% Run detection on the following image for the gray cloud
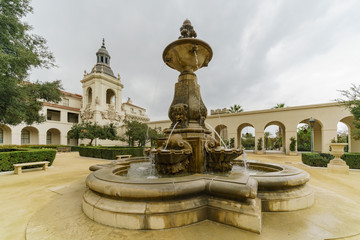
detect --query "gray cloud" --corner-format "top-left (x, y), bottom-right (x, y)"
top-left (27, 0), bottom-right (360, 120)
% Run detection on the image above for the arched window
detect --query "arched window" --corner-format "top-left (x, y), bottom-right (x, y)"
top-left (106, 89), bottom-right (115, 104)
top-left (105, 57), bottom-right (108, 64)
top-left (87, 87), bottom-right (93, 105)
top-left (101, 56), bottom-right (104, 62)
top-left (0, 128), bottom-right (3, 144)
top-left (21, 129), bottom-right (30, 144)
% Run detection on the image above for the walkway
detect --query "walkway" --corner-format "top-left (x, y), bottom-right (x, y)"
top-left (0, 152), bottom-right (360, 240)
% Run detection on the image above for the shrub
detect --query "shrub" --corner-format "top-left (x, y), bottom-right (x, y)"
top-left (289, 137), bottom-right (296, 152)
top-left (0, 149), bottom-right (56, 171)
top-left (302, 153), bottom-right (329, 167)
top-left (302, 152), bottom-right (360, 169)
top-left (78, 146), bottom-right (144, 160)
top-left (341, 153), bottom-right (360, 169)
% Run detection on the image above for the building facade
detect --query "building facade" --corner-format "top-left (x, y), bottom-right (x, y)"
top-left (0, 40), bottom-right (149, 146)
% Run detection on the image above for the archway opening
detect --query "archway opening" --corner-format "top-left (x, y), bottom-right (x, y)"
top-left (237, 123), bottom-right (255, 151)
top-left (264, 121), bottom-right (286, 153)
top-left (46, 128), bottom-right (61, 145)
top-left (298, 118), bottom-right (323, 152)
top-left (297, 123), bottom-right (311, 152)
top-left (214, 124), bottom-right (229, 147)
top-left (106, 89), bottom-right (116, 105)
top-left (339, 116), bottom-right (360, 152)
top-left (0, 125), bottom-right (12, 144)
top-left (87, 87), bottom-right (93, 105)
top-left (21, 127), bottom-right (39, 145)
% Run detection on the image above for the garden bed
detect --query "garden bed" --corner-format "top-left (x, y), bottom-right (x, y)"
top-left (78, 146), bottom-right (145, 160)
top-left (0, 148), bottom-right (56, 171)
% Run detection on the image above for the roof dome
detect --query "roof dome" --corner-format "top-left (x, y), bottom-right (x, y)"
top-left (96, 39), bottom-right (110, 57)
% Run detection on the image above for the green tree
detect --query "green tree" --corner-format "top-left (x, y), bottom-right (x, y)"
top-left (0, 0), bottom-right (62, 125)
top-left (228, 104), bottom-right (243, 113)
top-left (337, 84), bottom-right (360, 140)
top-left (122, 120), bottom-right (163, 147)
top-left (241, 133), bottom-right (255, 150)
top-left (67, 122), bottom-right (119, 146)
top-left (289, 137), bottom-right (297, 152)
top-left (297, 125), bottom-right (311, 151)
top-left (272, 103), bottom-right (285, 109)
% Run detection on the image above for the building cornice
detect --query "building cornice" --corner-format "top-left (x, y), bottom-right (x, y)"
top-left (81, 72), bottom-right (124, 88)
top-left (148, 102), bottom-right (344, 124)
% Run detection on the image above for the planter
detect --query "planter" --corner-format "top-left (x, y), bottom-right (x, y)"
top-left (328, 143), bottom-right (349, 174)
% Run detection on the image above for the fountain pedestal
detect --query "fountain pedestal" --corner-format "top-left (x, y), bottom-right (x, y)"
top-left (153, 19), bottom-right (242, 175)
top-left (327, 143), bottom-right (349, 174)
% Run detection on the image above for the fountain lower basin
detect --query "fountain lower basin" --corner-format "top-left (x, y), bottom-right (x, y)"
top-left (83, 158), bottom-right (313, 233)
top-left (84, 159), bottom-right (261, 232)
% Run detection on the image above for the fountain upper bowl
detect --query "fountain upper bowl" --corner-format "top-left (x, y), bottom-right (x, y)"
top-left (163, 38), bottom-right (213, 73)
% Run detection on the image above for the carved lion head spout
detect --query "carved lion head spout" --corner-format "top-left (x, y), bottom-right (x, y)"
top-left (169, 103), bottom-right (189, 128)
top-left (204, 134), bottom-right (220, 152)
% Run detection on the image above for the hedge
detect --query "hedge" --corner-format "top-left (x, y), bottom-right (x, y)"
top-left (78, 146), bottom-right (144, 160)
top-left (0, 145), bottom-right (80, 152)
top-left (0, 148), bottom-right (56, 171)
top-left (302, 152), bottom-right (360, 169)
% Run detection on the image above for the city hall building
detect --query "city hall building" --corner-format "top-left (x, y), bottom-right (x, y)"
top-left (0, 40), bottom-right (149, 146)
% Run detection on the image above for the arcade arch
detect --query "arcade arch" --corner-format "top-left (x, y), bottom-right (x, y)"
top-left (264, 121), bottom-right (286, 153)
top-left (237, 123), bottom-right (255, 150)
top-left (0, 125), bottom-right (12, 144)
top-left (214, 124), bottom-right (228, 145)
top-left (298, 118), bottom-right (323, 152)
top-left (87, 87), bottom-right (93, 105)
top-left (339, 116), bottom-right (360, 152)
top-left (21, 127), bottom-right (39, 145)
top-left (46, 128), bottom-right (61, 145)
top-left (106, 89), bottom-right (116, 105)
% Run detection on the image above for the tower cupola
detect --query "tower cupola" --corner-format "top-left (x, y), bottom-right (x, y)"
top-left (92, 38), bottom-right (115, 77)
top-left (96, 38), bottom-right (111, 65)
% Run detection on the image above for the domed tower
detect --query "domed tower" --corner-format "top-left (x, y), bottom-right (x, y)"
top-left (80, 39), bottom-right (124, 124)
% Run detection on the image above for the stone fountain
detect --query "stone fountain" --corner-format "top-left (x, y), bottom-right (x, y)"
top-left (151, 19), bottom-right (242, 174)
top-left (83, 20), bottom-right (314, 234)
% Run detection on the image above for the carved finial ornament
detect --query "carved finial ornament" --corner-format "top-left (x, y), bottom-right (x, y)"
top-left (102, 38), bottom-right (106, 48)
top-left (179, 19), bottom-right (197, 39)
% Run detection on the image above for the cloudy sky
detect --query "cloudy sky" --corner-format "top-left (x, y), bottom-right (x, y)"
top-left (26, 0), bottom-right (360, 121)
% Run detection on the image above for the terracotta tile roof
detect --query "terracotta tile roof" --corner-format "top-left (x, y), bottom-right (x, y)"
top-left (43, 102), bottom-right (81, 112)
top-left (61, 91), bottom-right (82, 99)
top-left (123, 102), bottom-right (146, 110)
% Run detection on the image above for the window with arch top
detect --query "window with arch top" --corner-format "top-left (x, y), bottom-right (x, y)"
top-left (87, 87), bottom-right (93, 105)
top-left (106, 89), bottom-right (116, 105)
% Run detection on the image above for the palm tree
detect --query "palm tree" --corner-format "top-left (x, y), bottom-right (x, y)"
top-left (228, 104), bottom-right (243, 113)
top-left (272, 103), bottom-right (285, 109)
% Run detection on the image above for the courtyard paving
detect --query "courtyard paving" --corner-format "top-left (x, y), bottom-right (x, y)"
top-left (0, 152), bottom-right (360, 240)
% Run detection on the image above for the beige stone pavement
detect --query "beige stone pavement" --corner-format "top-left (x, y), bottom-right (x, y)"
top-left (1, 152), bottom-right (360, 240)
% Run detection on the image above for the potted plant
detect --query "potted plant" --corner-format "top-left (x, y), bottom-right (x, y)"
top-left (289, 137), bottom-right (297, 156)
